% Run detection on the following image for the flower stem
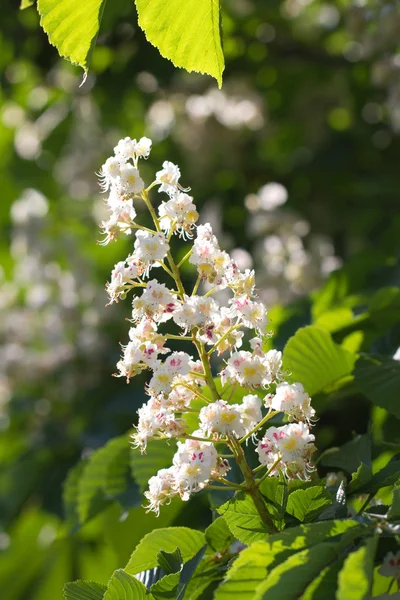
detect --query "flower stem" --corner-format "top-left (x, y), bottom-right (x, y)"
top-left (238, 410), bottom-right (279, 445)
top-left (177, 248), bottom-right (193, 268)
top-left (229, 436), bottom-right (277, 533)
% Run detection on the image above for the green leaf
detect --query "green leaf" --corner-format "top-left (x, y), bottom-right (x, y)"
top-left (319, 434), bottom-right (371, 474)
top-left (354, 356), bottom-right (400, 418)
top-left (336, 537), bottom-right (378, 600)
top-left (125, 527), bottom-right (205, 575)
top-left (20, 0), bottom-right (35, 8)
top-left (157, 548), bottom-right (183, 574)
top-left (103, 570), bottom-right (149, 600)
top-left (388, 486), bottom-right (400, 519)
top-left (37, 0), bottom-right (107, 73)
top-left (151, 573), bottom-right (180, 600)
top-left (253, 541), bottom-right (341, 599)
top-left (286, 486), bottom-right (333, 523)
top-left (217, 491), bottom-right (270, 545)
top-left (347, 464), bottom-right (373, 495)
top-left (302, 559), bottom-right (344, 599)
top-left (63, 461), bottom-right (85, 530)
top-left (259, 471), bottom-right (288, 530)
top-left (350, 459), bottom-right (400, 496)
top-left (205, 517), bottom-right (234, 553)
top-left (134, 0), bottom-right (224, 87)
top-left (214, 520), bottom-right (364, 600)
top-left (63, 580), bottom-right (107, 600)
top-left (283, 326), bottom-right (356, 396)
top-left (130, 440), bottom-right (176, 492)
top-left (77, 435), bottom-right (140, 524)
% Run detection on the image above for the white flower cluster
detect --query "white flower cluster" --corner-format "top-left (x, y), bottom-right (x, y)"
top-left (98, 138), bottom-right (317, 515)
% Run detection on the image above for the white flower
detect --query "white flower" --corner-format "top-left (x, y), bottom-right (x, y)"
top-left (99, 197), bottom-right (138, 244)
top-left (119, 164), bottom-right (144, 194)
top-left (172, 295), bottom-right (220, 332)
top-left (144, 467), bottom-right (178, 515)
top-left (131, 279), bottom-right (178, 323)
top-left (240, 394), bottom-right (262, 434)
top-left (379, 551), bottom-right (400, 581)
top-left (114, 136), bottom-right (137, 160)
top-left (221, 350), bottom-right (269, 388)
top-left (132, 398), bottom-right (186, 451)
top-left (268, 382), bottom-right (315, 422)
top-left (158, 192), bottom-right (199, 237)
top-left (173, 438), bottom-right (218, 497)
top-left (256, 422), bottom-right (315, 479)
top-left (148, 352), bottom-right (192, 396)
top-left (156, 161), bottom-right (181, 195)
top-left (98, 156), bottom-right (121, 191)
top-left (134, 230), bottom-right (170, 267)
top-left (199, 400), bottom-right (245, 438)
top-left (265, 349), bottom-right (283, 381)
top-left (230, 296), bottom-right (268, 333)
top-left (135, 137), bottom-right (152, 158)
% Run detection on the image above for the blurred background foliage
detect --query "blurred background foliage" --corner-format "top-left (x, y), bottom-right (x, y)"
top-left (1, 0), bottom-right (400, 598)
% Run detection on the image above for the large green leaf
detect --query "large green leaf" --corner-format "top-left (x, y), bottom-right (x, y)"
top-left (63, 580), bottom-right (107, 600)
top-left (354, 356), bottom-right (400, 418)
top-left (125, 527), bottom-right (205, 575)
top-left (301, 559), bottom-right (343, 599)
top-left (134, 0), bottom-right (224, 87)
top-left (217, 492), bottom-right (270, 545)
top-left (336, 537), bottom-right (378, 600)
top-left (253, 541), bottom-right (341, 599)
top-left (37, 0), bottom-right (107, 73)
top-left (130, 440), bottom-right (176, 492)
top-left (349, 459), bottom-right (400, 496)
top-left (205, 517), bottom-right (234, 554)
top-left (286, 486), bottom-right (332, 523)
top-left (319, 434), bottom-right (371, 474)
top-left (103, 570), bottom-right (149, 600)
top-left (283, 326), bottom-right (356, 396)
top-left (214, 520), bottom-right (364, 600)
top-left (77, 435), bottom-right (140, 524)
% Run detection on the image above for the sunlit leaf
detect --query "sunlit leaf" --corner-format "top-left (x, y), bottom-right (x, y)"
top-left (134, 0), bottom-right (224, 87)
top-left (37, 0), bottom-right (107, 73)
top-left (103, 569), bottom-right (148, 600)
top-left (125, 527), bottom-right (205, 575)
top-left (63, 580), bottom-right (107, 600)
top-left (283, 326), bottom-right (356, 396)
top-left (286, 486), bottom-right (332, 523)
top-left (217, 491), bottom-right (270, 545)
top-left (336, 537), bottom-right (378, 600)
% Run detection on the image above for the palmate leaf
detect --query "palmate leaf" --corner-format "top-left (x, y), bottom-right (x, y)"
top-left (37, 0), bottom-right (107, 74)
top-left (134, 0), bottom-right (224, 87)
top-left (282, 326), bottom-right (356, 396)
top-left (125, 527), bottom-right (206, 575)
